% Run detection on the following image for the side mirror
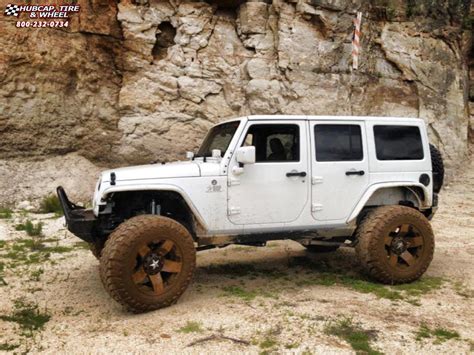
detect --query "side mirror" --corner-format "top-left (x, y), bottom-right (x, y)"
top-left (186, 151), bottom-right (194, 160)
top-left (235, 146), bottom-right (256, 165)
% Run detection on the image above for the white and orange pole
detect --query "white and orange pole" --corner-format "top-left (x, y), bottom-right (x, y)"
top-left (352, 11), bottom-right (362, 70)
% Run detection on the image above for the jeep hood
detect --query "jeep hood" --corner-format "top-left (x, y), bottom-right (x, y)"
top-left (101, 161), bottom-right (201, 182)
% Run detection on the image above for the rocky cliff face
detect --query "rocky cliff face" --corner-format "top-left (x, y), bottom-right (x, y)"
top-left (0, 0), bottom-right (122, 163)
top-left (0, 0), bottom-right (472, 202)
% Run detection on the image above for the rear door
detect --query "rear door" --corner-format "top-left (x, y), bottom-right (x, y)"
top-left (310, 121), bottom-right (369, 222)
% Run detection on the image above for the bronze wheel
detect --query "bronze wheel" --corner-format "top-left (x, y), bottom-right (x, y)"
top-left (100, 215), bottom-right (196, 313)
top-left (384, 223), bottom-right (425, 270)
top-left (355, 205), bottom-right (434, 284)
top-left (132, 239), bottom-right (184, 296)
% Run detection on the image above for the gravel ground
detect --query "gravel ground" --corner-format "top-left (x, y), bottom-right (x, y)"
top-left (0, 161), bottom-right (473, 354)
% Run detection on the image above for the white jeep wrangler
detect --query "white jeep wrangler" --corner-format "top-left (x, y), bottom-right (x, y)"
top-left (58, 115), bottom-right (444, 313)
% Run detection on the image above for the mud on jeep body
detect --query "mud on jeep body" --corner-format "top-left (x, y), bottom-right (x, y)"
top-left (58, 115), bottom-right (444, 313)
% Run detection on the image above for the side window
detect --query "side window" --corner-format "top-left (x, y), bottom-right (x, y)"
top-left (314, 124), bottom-right (363, 162)
top-left (242, 124), bottom-right (299, 162)
top-left (374, 125), bottom-right (424, 160)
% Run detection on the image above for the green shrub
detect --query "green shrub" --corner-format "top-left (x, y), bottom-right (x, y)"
top-left (178, 321), bottom-right (203, 333)
top-left (0, 343), bottom-right (19, 351)
top-left (0, 299), bottom-right (50, 337)
top-left (15, 220), bottom-right (43, 237)
top-left (39, 195), bottom-right (63, 216)
top-left (325, 317), bottom-right (381, 355)
top-left (416, 324), bottom-right (460, 343)
top-left (0, 207), bottom-right (13, 219)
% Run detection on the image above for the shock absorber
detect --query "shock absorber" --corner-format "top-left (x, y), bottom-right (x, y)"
top-left (150, 199), bottom-right (161, 215)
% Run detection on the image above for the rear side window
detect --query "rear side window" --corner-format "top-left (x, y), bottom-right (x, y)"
top-left (314, 124), bottom-right (363, 162)
top-left (374, 125), bottom-right (424, 160)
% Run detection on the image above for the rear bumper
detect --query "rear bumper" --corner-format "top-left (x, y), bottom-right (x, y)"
top-left (56, 186), bottom-right (97, 243)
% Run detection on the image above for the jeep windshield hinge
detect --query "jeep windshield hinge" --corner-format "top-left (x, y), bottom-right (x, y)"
top-left (227, 178), bottom-right (241, 187)
top-left (311, 203), bottom-right (323, 212)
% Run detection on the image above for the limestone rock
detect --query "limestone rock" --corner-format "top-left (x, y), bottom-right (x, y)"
top-left (73, 0), bottom-right (122, 38)
top-left (0, 154), bottom-right (101, 205)
top-left (17, 201), bottom-right (34, 211)
top-left (0, 0), bottom-right (472, 201)
top-left (0, 22), bottom-right (122, 162)
top-left (246, 58), bottom-right (272, 80)
top-left (246, 79), bottom-right (282, 114)
top-left (238, 2), bottom-right (269, 35)
top-left (177, 76), bottom-right (222, 103)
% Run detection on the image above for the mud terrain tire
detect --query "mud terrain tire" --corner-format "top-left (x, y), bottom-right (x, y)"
top-left (430, 144), bottom-right (444, 193)
top-left (100, 215), bottom-right (196, 313)
top-left (356, 205), bottom-right (434, 284)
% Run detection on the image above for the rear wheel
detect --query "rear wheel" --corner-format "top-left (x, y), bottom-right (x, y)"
top-left (355, 205), bottom-right (434, 284)
top-left (100, 215), bottom-right (196, 313)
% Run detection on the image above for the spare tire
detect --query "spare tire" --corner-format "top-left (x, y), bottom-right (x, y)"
top-left (429, 144), bottom-right (444, 193)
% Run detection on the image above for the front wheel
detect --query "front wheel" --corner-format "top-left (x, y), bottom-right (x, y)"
top-left (100, 215), bottom-right (196, 313)
top-left (355, 205), bottom-right (434, 284)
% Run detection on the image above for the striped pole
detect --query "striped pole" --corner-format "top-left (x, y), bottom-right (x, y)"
top-left (352, 11), bottom-right (362, 70)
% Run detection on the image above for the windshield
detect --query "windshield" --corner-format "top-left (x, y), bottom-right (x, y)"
top-left (197, 121), bottom-right (240, 157)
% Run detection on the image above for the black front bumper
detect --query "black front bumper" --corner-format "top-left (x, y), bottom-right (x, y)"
top-left (57, 186), bottom-right (97, 243)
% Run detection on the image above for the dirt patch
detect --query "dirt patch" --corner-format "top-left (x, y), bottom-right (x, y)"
top-left (0, 162), bottom-right (473, 353)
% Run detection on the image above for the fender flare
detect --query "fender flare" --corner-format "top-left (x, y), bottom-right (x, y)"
top-left (98, 184), bottom-right (209, 231)
top-left (347, 182), bottom-right (431, 224)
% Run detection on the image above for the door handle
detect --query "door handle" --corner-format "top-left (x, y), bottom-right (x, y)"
top-left (286, 171), bottom-right (307, 177)
top-left (345, 170), bottom-right (365, 176)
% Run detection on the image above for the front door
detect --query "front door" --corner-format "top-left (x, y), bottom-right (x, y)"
top-left (227, 120), bottom-right (309, 225)
top-left (310, 121), bottom-right (369, 222)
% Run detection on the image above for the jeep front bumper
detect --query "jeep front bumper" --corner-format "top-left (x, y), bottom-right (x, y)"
top-left (57, 186), bottom-right (97, 243)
